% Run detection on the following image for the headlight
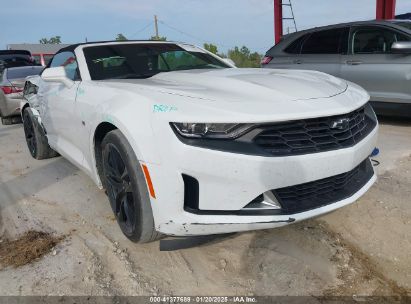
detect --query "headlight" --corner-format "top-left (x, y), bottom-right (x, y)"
top-left (171, 123), bottom-right (253, 139)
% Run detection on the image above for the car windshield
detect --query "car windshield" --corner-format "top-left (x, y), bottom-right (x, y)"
top-left (83, 43), bottom-right (230, 80)
top-left (394, 21), bottom-right (411, 31)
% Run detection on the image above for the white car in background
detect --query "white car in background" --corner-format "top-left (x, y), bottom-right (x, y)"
top-left (22, 41), bottom-right (378, 243)
top-left (0, 65), bottom-right (43, 125)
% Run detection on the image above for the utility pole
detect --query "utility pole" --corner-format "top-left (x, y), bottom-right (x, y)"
top-left (154, 15), bottom-right (159, 39)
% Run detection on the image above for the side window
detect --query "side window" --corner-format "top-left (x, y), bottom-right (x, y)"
top-left (301, 28), bottom-right (348, 54)
top-left (351, 27), bottom-right (408, 54)
top-left (396, 33), bottom-right (411, 42)
top-left (284, 35), bottom-right (308, 54)
top-left (158, 55), bottom-right (170, 70)
top-left (160, 50), bottom-right (208, 70)
top-left (49, 51), bottom-right (80, 80)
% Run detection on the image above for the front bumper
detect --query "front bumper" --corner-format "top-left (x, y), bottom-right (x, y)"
top-left (159, 175), bottom-right (375, 236)
top-left (146, 124), bottom-right (378, 236)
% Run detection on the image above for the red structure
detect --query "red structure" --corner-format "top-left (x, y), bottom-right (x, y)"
top-left (376, 0), bottom-right (396, 20)
top-left (274, 0), bottom-right (397, 44)
top-left (274, 0), bottom-right (283, 45)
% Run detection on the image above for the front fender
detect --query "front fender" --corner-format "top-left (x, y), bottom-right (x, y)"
top-left (23, 106), bottom-right (47, 133)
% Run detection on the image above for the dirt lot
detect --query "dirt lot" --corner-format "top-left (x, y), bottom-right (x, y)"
top-left (0, 118), bottom-right (410, 297)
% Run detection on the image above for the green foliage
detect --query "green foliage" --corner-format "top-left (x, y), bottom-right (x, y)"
top-left (150, 36), bottom-right (167, 41)
top-left (39, 36), bottom-right (61, 44)
top-left (227, 46), bottom-right (262, 68)
top-left (115, 33), bottom-right (128, 41)
top-left (203, 43), bottom-right (218, 55)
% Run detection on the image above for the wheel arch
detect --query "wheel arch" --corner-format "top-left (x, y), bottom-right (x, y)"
top-left (21, 102), bottom-right (30, 120)
top-left (21, 105), bottom-right (45, 129)
top-left (92, 120), bottom-right (148, 188)
top-left (93, 122), bottom-right (118, 187)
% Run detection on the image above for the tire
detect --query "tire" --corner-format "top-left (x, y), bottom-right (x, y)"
top-left (101, 130), bottom-right (161, 243)
top-left (1, 116), bottom-right (22, 125)
top-left (22, 108), bottom-right (59, 160)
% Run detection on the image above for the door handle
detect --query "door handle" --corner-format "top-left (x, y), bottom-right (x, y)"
top-left (293, 59), bottom-right (303, 64)
top-left (346, 60), bottom-right (362, 65)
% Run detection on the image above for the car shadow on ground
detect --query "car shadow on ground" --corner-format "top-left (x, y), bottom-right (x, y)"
top-left (159, 233), bottom-right (238, 251)
top-left (0, 158), bottom-right (78, 212)
top-left (0, 124), bottom-right (22, 133)
top-left (377, 115), bottom-right (411, 126)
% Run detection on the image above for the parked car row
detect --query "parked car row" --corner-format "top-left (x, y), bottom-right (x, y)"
top-left (0, 50), bottom-right (44, 124)
top-left (262, 20), bottom-right (411, 117)
top-left (0, 50), bottom-right (34, 71)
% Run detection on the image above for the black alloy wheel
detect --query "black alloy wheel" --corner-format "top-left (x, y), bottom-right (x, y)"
top-left (103, 143), bottom-right (136, 235)
top-left (23, 110), bottom-right (37, 157)
top-left (100, 129), bottom-right (160, 243)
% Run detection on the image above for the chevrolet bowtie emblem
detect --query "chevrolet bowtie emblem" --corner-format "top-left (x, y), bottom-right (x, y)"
top-left (330, 118), bottom-right (350, 130)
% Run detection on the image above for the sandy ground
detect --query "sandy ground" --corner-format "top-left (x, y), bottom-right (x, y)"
top-left (0, 117), bottom-right (410, 297)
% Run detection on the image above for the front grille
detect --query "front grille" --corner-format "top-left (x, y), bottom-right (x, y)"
top-left (253, 105), bottom-right (376, 156)
top-left (272, 158), bottom-right (374, 214)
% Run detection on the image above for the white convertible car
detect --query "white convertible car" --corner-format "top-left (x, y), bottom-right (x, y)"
top-left (22, 41), bottom-right (378, 242)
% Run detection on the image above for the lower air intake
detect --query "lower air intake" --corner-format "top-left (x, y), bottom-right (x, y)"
top-left (272, 158), bottom-right (374, 214)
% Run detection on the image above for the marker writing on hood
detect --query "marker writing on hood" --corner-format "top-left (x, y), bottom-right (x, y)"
top-left (153, 104), bottom-right (178, 113)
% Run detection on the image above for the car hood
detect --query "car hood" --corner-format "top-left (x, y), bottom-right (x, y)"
top-left (106, 68), bottom-right (348, 103)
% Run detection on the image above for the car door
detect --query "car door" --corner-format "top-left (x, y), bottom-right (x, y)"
top-left (341, 25), bottom-right (411, 104)
top-left (39, 51), bottom-right (84, 167)
top-left (294, 27), bottom-right (349, 77)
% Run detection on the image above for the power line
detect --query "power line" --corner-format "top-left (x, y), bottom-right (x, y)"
top-left (158, 20), bottom-right (238, 50)
top-left (127, 21), bottom-right (154, 38)
top-left (158, 21), bottom-right (205, 43)
top-left (143, 18), bottom-right (270, 53)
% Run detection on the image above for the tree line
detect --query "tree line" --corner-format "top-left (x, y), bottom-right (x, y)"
top-left (203, 43), bottom-right (262, 68)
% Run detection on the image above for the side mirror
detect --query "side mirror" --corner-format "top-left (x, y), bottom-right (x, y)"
top-left (222, 58), bottom-right (236, 67)
top-left (41, 67), bottom-right (74, 87)
top-left (391, 41), bottom-right (411, 54)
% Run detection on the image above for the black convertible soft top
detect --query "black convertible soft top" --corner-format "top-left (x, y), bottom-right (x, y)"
top-left (56, 40), bottom-right (173, 54)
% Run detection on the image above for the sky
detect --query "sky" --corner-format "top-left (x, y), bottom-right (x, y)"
top-left (1, 0), bottom-right (411, 53)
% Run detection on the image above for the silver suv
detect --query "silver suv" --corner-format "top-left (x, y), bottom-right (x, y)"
top-left (262, 20), bottom-right (411, 117)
